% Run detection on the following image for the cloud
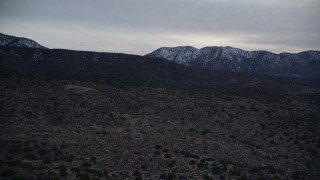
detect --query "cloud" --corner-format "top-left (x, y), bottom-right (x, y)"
top-left (0, 0), bottom-right (319, 54)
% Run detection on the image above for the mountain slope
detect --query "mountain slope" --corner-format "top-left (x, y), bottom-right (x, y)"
top-left (146, 46), bottom-right (320, 78)
top-left (1, 46), bottom-right (316, 97)
top-left (0, 33), bottom-right (47, 49)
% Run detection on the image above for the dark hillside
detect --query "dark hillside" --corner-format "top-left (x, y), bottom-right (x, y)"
top-left (1, 46), bottom-right (318, 98)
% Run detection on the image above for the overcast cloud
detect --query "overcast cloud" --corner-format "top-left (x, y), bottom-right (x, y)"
top-left (0, 0), bottom-right (319, 55)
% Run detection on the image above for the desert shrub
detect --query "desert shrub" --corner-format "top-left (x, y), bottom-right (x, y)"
top-left (7, 160), bottom-right (22, 167)
top-left (202, 158), bottom-right (215, 162)
top-left (37, 149), bottom-right (47, 155)
top-left (204, 174), bottom-right (215, 180)
top-left (90, 156), bottom-right (97, 163)
top-left (264, 155), bottom-right (271, 159)
top-left (41, 141), bottom-right (47, 147)
top-left (8, 145), bottom-right (22, 154)
top-left (77, 172), bottom-right (90, 180)
top-left (24, 153), bottom-right (36, 160)
top-left (250, 105), bottom-right (258, 111)
top-left (264, 110), bottom-right (271, 115)
top-left (141, 164), bottom-right (148, 171)
top-left (189, 160), bottom-right (197, 165)
top-left (307, 147), bottom-right (318, 157)
top-left (59, 164), bottom-right (67, 177)
top-left (197, 162), bottom-right (204, 168)
top-left (82, 162), bottom-right (91, 167)
top-left (238, 175), bottom-right (251, 180)
top-left (204, 162), bottom-right (210, 169)
top-left (65, 154), bottom-right (74, 162)
top-left (164, 153), bottom-right (172, 158)
top-left (230, 169), bottom-right (241, 176)
top-left (263, 165), bottom-right (276, 173)
top-left (108, 113), bottom-right (114, 119)
top-left (23, 145), bottom-right (33, 152)
top-left (103, 170), bottom-right (109, 176)
top-left (8, 159), bottom-right (32, 168)
top-left (173, 150), bottom-right (179, 154)
top-left (1, 168), bottom-right (15, 177)
top-left (57, 114), bottom-right (64, 122)
top-left (153, 151), bottom-right (161, 156)
top-left (53, 148), bottom-right (63, 156)
top-left (5, 155), bottom-right (14, 160)
top-left (168, 160), bottom-right (176, 168)
top-left (167, 172), bottom-right (176, 180)
top-left (10, 175), bottom-right (28, 180)
top-left (162, 149), bottom-right (169, 153)
top-left (71, 167), bottom-right (80, 173)
top-left (211, 166), bottom-right (221, 175)
top-left (291, 170), bottom-right (309, 180)
top-left (248, 167), bottom-right (261, 174)
top-left (132, 170), bottom-right (141, 177)
top-left (201, 129), bottom-right (210, 135)
top-left (160, 173), bottom-right (167, 179)
top-left (260, 123), bottom-right (265, 129)
top-left (154, 145), bottom-right (162, 150)
top-left (84, 168), bottom-right (103, 177)
top-left (181, 150), bottom-right (200, 159)
top-left (220, 159), bottom-right (233, 167)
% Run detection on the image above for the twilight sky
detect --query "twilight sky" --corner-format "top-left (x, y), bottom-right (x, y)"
top-left (0, 0), bottom-right (319, 55)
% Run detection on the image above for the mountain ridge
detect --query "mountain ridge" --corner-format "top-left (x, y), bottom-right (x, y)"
top-left (153, 45), bottom-right (319, 53)
top-left (1, 33), bottom-right (319, 79)
top-left (146, 46), bottom-right (320, 78)
top-left (2, 45), bottom-right (317, 98)
top-left (0, 33), bottom-right (47, 49)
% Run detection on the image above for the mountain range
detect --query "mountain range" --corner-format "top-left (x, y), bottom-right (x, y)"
top-left (0, 32), bottom-right (319, 86)
top-left (1, 32), bottom-right (319, 79)
top-left (146, 46), bottom-right (320, 79)
top-left (1, 45), bottom-right (304, 97)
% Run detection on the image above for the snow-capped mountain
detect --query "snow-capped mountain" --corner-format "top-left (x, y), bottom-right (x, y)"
top-left (0, 33), bottom-right (47, 49)
top-left (146, 46), bottom-right (320, 78)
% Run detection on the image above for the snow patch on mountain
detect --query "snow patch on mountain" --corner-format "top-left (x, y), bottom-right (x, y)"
top-left (146, 46), bottom-right (320, 77)
top-left (0, 33), bottom-right (47, 49)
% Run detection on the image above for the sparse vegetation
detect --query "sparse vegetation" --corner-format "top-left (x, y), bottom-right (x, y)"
top-left (0, 77), bottom-right (319, 179)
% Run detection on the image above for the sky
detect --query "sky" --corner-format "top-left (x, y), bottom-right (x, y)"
top-left (0, 0), bottom-right (319, 55)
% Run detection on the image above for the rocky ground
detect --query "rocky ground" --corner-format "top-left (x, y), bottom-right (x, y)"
top-left (0, 77), bottom-right (319, 180)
